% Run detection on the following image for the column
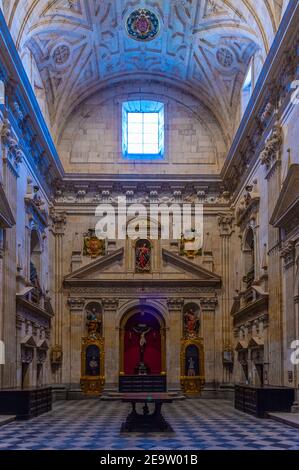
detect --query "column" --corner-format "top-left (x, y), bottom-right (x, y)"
top-left (293, 294), bottom-right (299, 411)
top-left (167, 298), bottom-right (184, 391)
top-left (49, 209), bottom-right (66, 385)
top-left (201, 297), bottom-right (219, 387)
top-left (218, 214), bottom-right (234, 383)
top-left (0, 119), bottom-right (21, 388)
top-left (261, 122), bottom-right (283, 385)
top-left (102, 298), bottom-right (119, 391)
top-left (68, 297), bottom-right (85, 387)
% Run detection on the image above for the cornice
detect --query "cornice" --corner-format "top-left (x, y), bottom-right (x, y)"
top-left (0, 9), bottom-right (63, 196)
top-left (221, 1), bottom-right (299, 196)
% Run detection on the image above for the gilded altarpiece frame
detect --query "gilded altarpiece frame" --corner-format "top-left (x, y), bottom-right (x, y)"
top-left (180, 339), bottom-right (205, 395)
top-left (80, 323), bottom-right (105, 396)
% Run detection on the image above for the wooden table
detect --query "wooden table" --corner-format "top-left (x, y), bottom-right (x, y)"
top-left (119, 393), bottom-right (174, 432)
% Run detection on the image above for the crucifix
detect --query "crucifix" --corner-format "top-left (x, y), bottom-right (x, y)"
top-left (133, 323), bottom-right (152, 375)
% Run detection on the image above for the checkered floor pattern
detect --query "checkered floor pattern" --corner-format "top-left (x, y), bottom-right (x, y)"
top-left (0, 399), bottom-right (299, 450)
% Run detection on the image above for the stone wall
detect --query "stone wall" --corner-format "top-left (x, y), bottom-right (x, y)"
top-left (57, 82), bottom-right (227, 175)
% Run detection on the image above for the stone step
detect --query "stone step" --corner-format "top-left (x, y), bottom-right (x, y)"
top-left (101, 392), bottom-right (186, 401)
top-left (0, 415), bottom-right (16, 427)
top-left (268, 412), bottom-right (299, 429)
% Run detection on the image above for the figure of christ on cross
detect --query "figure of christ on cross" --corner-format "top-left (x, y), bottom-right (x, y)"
top-left (132, 324), bottom-right (152, 375)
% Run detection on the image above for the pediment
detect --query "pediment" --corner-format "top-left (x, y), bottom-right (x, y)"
top-left (64, 247), bottom-right (221, 288)
top-left (37, 339), bottom-right (49, 350)
top-left (235, 340), bottom-right (248, 351)
top-left (64, 248), bottom-right (124, 282)
top-left (248, 336), bottom-right (264, 348)
top-left (21, 336), bottom-right (37, 348)
top-left (270, 164), bottom-right (299, 228)
top-left (0, 183), bottom-right (15, 228)
top-left (162, 249), bottom-right (221, 286)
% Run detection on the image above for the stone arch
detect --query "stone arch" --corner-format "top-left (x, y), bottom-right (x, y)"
top-left (118, 300), bottom-right (168, 376)
top-left (116, 299), bottom-right (170, 327)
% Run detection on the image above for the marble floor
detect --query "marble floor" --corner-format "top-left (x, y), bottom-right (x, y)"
top-left (0, 399), bottom-right (299, 450)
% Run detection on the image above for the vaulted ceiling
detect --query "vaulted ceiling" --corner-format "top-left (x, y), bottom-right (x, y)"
top-left (2, 1), bottom-right (287, 143)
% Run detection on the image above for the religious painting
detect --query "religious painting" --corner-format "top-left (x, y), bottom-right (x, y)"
top-left (183, 303), bottom-right (201, 339)
top-left (179, 229), bottom-right (202, 259)
top-left (85, 345), bottom-right (100, 377)
top-left (135, 239), bottom-right (151, 272)
top-left (83, 229), bottom-right (106, 259)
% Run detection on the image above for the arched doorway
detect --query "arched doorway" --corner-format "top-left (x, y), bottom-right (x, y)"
top-left (119, 306), bottom-right (166, 390)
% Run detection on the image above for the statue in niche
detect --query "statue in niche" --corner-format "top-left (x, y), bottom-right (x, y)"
top-left (187, 357), bottom-right (196, 377)
top-left (185, 345), bottom-right (200, 377)
top-left (184, 307), bottom-right (200, 339)
top-left (33, 186), bottom-right (45, 209)
top-left (135, 239), bottom-right (151, 272)
top-left (86, 304), bottom-right (102, 339)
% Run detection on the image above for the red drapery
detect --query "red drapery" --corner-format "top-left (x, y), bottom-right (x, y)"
top-left (124, 312), bottom-right (161, 375)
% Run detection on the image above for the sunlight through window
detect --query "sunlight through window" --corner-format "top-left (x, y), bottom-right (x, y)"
top-left (122, 100), bottom-right (164, 159)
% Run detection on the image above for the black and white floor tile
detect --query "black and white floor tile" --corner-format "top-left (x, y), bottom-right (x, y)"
top-left (0, 399), bottom-right (299, 450)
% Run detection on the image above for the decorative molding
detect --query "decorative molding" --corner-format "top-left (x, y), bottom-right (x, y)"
top-left (167, 298), bottom-right (184, 311)
top-left (280, 240), bottom-right (295, 268)
top-left (0, 12), bottom-right (64, 197)
top-left (222, 3), bottom-right (299, 194)
top-left (200, 297), bottom-right (218, 311)
top-left (260, 121), bottom-right (282, 179)
top-left (218, 214), bottom-right (234, 236)
top-left (102, 299), bottom-right (119, 311)
top-left (67, 297), bottom-right (86, 311)
top-left (235, 183), bottom-right (259, 227)
top-left (49, 208), bottom-right (67, 235)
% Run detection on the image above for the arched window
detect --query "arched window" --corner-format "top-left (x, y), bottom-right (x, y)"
top-left (122, 100), bottom-right (164, 159)
top-left (241, 61), bottom-right (253, 116)
top-left (0, 80), bottom-right (5, 106)
top-left (243, 228), bottom-right (255, 288)
top-left (30, 229), bottom-right (42, 303)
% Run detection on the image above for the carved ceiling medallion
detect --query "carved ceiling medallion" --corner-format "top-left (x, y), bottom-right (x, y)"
top-left (126, 9), bottom-right (160, 42)
top-left (53, 45), bottom-right (70, 65)
top-left (216, 47), bottom-right (234, 68)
